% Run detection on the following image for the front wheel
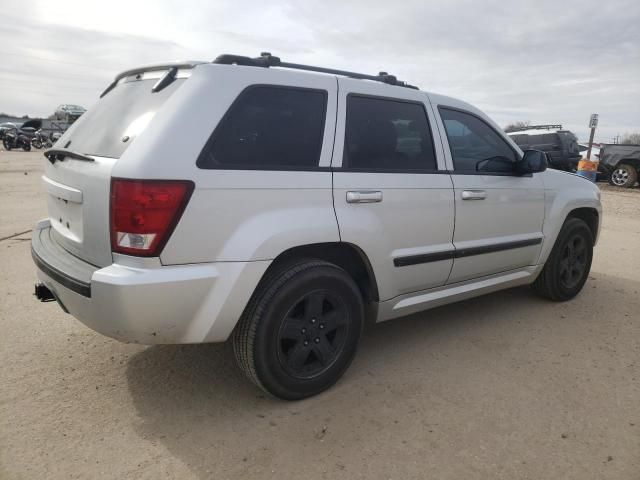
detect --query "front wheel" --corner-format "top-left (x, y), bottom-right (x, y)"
top-left (532, 217), bottom-right (593, 301)
top-left (609, 164), bottom-right (638, 188)
top-left (32, 139), bottom-right (43, 149)
top-left (3, 139), bottom-right (11, 151)
top-left (233, 259), bottom-right (364, 400)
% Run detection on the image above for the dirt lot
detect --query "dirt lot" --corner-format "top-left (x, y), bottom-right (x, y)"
top-left (1, 150), bottom-right (639, 479)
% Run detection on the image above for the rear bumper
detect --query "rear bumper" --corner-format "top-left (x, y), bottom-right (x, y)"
top-left (31, 221), bottom-right (270, 344)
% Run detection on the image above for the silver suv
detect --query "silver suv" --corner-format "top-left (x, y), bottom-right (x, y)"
top-left (32, 53), bottom-right (602, 399)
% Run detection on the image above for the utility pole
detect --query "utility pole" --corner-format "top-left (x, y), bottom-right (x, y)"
top-left (586, 114), bottom-right (598, 160)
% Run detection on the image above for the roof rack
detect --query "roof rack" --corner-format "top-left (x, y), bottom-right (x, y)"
top-left (509, 124), bottom-right (563, 133)
top-left (213, 52), bottom-right (419, 90)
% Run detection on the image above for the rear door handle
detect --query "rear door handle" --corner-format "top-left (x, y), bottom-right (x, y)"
top-left (461, 190), bottom-right (487, 200)
top-left (346, 190), bottom-right (383, 203)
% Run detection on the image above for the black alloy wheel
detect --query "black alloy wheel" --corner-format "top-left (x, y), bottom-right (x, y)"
top-left (234, 259), bottom-right (364, 400)
top-left (558, 234), bottom-right (588, 290)
top-left (277, 290), bottom-right (349, 379)
top-left (533, 217), bottom-right (593, 301)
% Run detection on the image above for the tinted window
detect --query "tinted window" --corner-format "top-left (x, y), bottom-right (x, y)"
top-left (440, 108), bottom-right (517, 173)
top-left (558, 131), bottom-right (579, 153)
top-left (344, 96), bottom-right (437, 171)
top-left (58, 76), bottom-right (186, 158)
top-left (529, 133), bottom-right (558, 145)
top-left (509, 134), bottom-right (528, 145)
top-left (198, 86), bottom-right (327, 169)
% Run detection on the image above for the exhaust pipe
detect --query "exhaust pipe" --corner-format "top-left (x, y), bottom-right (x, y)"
top-left (34, 283), bottom-right (55, 302)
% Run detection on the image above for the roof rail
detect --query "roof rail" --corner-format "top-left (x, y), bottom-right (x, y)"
top-left (212, 52), bottom-right (419, 90)
top-left (510, 124), bottom-right (563, 133)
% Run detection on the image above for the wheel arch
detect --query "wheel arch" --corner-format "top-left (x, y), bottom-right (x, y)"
top-left (539, 188), bottom-right (601, 267)
top-left (567, 207), bottom-right (599, 243)
top-left (258, 242), bottom-right (380, 304)
top-left (615, 158), bottom-right (640, 171)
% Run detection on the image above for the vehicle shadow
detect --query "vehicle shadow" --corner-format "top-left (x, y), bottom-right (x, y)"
top-left (124, 273), bottom-right (635, 479)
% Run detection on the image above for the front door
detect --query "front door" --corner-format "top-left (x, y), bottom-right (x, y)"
top-left (332, 78), bottom-right (455, 301)
top-left (432, 101), bottom-right (545, 284)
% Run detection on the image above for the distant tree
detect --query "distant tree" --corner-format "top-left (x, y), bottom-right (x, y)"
top-left (504, 121), bottom-right (531, 133)
top-left (621, 132), bottom-right (640, 144)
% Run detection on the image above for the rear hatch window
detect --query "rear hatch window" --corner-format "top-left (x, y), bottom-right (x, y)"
top-left (57, 72), bottom-right (187, 159)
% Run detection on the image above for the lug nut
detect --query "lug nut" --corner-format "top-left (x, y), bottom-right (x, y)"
top-left (319, 324), bottom-right (324, 329)
top-left (311, 318), bottom-right (317, 324)
top-left (304, 340), bottom-right (309, 346)
top-left (301, 328), bottom-right (307, 334)
top-left (314, 337), bottom-right (320, 344)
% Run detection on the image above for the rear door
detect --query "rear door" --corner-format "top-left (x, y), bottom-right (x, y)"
top-left (42, 68), bottom-right (192, 267)
top-left (432, 101), bottom-right (545, 283)
top-left (332, 78), bottom-right (454, 301)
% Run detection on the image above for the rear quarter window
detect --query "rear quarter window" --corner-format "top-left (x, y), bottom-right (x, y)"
top-left (197, 86), bottom-right (327, 170)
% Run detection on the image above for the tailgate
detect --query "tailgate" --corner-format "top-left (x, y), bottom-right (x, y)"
top-left (43, 156), bottom-right (115, 267)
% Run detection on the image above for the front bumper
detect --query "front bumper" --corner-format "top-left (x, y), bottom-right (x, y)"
top-left (31, 221), bottom-right (269, 344)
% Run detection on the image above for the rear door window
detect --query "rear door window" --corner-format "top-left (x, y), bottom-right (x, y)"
top-left (58, 75), bottom-right (186, 159)
top-left (197, 86), bottom-right (327, 169)
top-left (343, 95), bottom-right (437, 171)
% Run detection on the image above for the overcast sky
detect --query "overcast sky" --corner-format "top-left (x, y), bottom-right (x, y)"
top-left (1, 0), bottom-right (638, 142)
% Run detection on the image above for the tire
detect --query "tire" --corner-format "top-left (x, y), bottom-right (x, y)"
top-left (32, 140), bottom-right (42, 149)
top-left (532, 217), bottom-right (593, 301)
top-left (233, 259), bottom-right (364, 400)
top-left (3, 139), bottom-right (11, 151)
top-left (609, 164), bottom-right (637, 188)
top-left (22, 143), bottom-right (31, 152)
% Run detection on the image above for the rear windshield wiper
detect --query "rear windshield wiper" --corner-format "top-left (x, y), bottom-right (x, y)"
top-left (44, 148), bottom-right (94, 164)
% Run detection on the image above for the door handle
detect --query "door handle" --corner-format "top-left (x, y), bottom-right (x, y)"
top-left (346, 190), bottom-right (383, 203)
top-left (461, 190), bottom-right (487, 200)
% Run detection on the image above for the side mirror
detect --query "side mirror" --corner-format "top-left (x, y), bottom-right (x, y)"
top-left (517, 149), bottom-right (547, 175)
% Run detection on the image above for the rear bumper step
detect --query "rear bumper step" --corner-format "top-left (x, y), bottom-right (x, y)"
top-left (31, 223), bottom-right (96, 297)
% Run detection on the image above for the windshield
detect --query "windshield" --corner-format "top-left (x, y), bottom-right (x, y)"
top-left (57, 76), bottom-right (185, 158)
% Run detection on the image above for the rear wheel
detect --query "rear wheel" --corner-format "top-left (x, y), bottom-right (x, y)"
top-left (22, 143), bottom-right (31, 152)
top-left (233, 259), bottom-right (364, 400)
top-left (609, 164), bottom-right (637, 188)
top-left (532, 217), bottom-right (593, 301)
top-left (3, 139), bottom-right (11, 151)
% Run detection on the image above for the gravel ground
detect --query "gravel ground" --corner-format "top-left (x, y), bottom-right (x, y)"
top-left (1, 150), bottom-right (639, 479)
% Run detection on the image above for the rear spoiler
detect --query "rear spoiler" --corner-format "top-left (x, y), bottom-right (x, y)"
top-left (100, 61), bottom-right (205, 98)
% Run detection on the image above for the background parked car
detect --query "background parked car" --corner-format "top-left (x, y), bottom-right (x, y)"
top-left (507, 125), bottom-right (581, 171)
top-left (54, 104), bottom-right (86, 123)
top-left (598, 144), bottom-right (640, 188)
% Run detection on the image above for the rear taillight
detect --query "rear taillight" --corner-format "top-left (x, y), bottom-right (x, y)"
top-left (110, 179), bottom-right (194, 257)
